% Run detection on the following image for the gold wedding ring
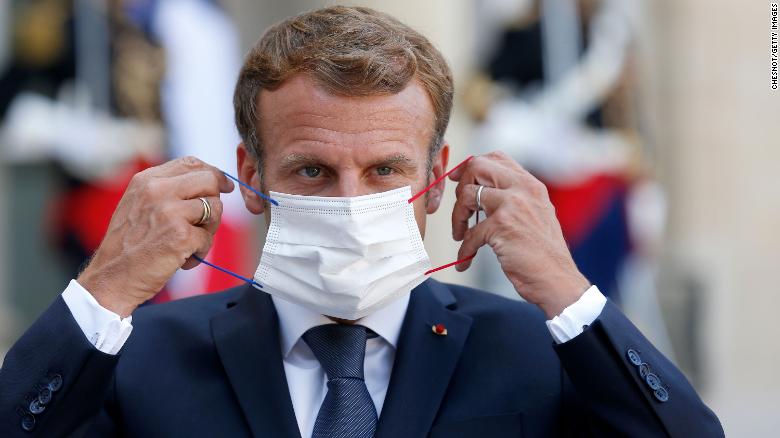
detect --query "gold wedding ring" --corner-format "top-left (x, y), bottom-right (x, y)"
top-left (197, 197), bottom-right (211, 225)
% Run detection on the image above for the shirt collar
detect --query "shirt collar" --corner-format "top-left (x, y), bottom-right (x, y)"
top-left (272, 293), bottom-right (411, 358)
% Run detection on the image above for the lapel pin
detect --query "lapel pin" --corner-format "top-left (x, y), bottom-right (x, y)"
top-left (431, 323), bottom-right (447, 336)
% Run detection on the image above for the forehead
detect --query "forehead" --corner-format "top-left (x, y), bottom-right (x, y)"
top-left (256, 74), bottom-right (435, 157)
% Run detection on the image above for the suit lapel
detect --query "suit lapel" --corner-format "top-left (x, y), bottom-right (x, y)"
top-left (375, 279), bottom-right (473, 437)
top-left (210, 286), bottom-right (301, 438)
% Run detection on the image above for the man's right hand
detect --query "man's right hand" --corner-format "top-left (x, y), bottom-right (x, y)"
top-left (77, 157), bottom-right (235, 317)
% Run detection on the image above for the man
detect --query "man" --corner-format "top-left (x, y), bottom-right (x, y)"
top-left (0, 6), bottom-right (722, 437)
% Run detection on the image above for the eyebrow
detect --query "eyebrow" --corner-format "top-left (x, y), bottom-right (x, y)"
top-left (277, 152), bottom-right (417, 172)
top-left (278, 153), bottom-right (325, 173)
top-left (368, 153), bottom-right (416, 168)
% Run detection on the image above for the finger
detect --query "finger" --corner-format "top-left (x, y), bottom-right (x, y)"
top-left (199, 197), bottom-right (224, 236)
top-left (447, 154), bottom-right (511, 189)
top-left (455, 220), bottom-right (490, 272)
top-left (168, 170), bottom-right (234, 200)
top-left (447, 155), bottom-right (473, 181)
top-left (148, 157), bottom-right (234, 192)
top-left (180, 196), bottom-right (224, 229)
top-left (145, 156), bottom-right (207, 177)
top-left (457, 184), bottom-right (503, 215)
top-left (181, 226), bottom-right (214, 270)
top-left (452, 184), bottom-right (476, 241)
top-left (452, 184), bottom-right (503, 241)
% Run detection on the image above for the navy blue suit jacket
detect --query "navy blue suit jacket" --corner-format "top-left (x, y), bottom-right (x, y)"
top-left (0, 279), bottom-right (723, 437)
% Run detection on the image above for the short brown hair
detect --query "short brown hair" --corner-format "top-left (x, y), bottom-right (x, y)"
top-left (233, 6), bottom-right (453, 170)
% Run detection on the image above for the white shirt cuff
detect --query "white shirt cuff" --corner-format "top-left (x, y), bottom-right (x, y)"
top-left (545, 285), bottom-right (607, 344)
top-left (61, 279), bottom-right (134, 355)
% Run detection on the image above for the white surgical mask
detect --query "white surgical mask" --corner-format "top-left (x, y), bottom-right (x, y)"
top-left (253, 186), bottom-right (431, 320)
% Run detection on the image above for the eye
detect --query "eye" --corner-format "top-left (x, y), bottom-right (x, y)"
top-left (376, 166), bottom-right (394, 176)
top-left (298, 166), bottom-right (322, 178)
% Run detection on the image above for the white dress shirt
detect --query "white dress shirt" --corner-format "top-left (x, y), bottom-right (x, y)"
top-left (61, 280), bottom-right (133, 355)
top-left (61, 280), bottom-right (606, 437)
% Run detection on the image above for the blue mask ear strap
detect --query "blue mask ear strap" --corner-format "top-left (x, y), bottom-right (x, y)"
top-left (188, 171), bottom-right (272, 290)
top-left (192, 255), bottom-right (263, 289)
top-left (222, 171), bottom-right (279, 206)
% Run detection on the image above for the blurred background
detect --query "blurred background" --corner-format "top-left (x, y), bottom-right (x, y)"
top-left (0, 0), bottom-right (777, 435)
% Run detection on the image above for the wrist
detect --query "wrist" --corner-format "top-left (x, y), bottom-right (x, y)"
top-left (77, 265), bottom-right (140, 318)
top-left (532, 273), bottom-right (591, 320)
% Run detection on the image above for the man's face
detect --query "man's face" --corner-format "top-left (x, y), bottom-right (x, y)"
top-left (237, 73), bottom-right (450, 238)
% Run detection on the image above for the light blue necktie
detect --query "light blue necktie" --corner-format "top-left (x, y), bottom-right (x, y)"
top-left (303, 324), bottom-right (377, 438)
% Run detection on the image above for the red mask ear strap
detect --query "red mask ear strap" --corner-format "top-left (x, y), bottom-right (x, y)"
top-left (424, 254), bottom-right (476, 276)
top-left (409, 155), bottom-right (477, 275)
top-left (408, 155), bottom-right (473, 204)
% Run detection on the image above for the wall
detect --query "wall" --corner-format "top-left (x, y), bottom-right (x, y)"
top-left (649, 0), bottom-right (780, 434)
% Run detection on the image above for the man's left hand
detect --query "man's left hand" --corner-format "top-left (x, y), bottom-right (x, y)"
top-left (449, 151), bottom-right (591, 319)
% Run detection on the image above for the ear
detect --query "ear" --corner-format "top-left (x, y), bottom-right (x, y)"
top-left (236, 143), bottom-right (265, 215)
top-left (425, 143), bottom-right (450, 214)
